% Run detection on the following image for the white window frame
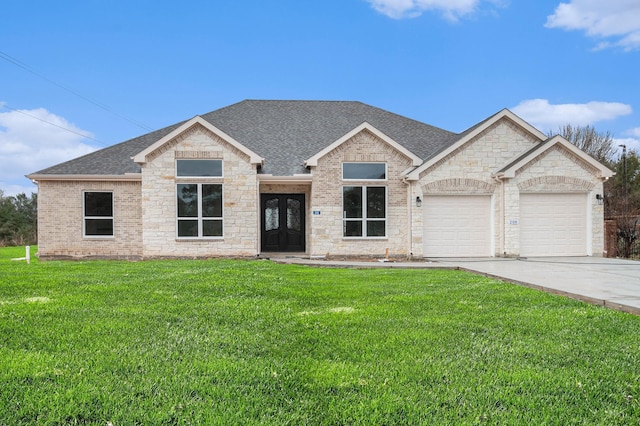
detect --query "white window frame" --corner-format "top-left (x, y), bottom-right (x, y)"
top-left (342, 162), bottom-right (387, 181)
top-left (176, 183), bottom-right (224, 239)
top-left (83, 191), bottom-right (114, 238)
top-left (175, 159), bottom-right (223, 178)
top-left (342, 185), bottom-right (387, 239)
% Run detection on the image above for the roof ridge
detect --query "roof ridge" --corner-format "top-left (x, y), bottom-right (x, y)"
top-left (29, 100), bottom-right (464, 178)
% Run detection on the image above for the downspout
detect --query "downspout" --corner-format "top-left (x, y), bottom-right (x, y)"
top-left (256, 169), bottom-right (261, 256)
top-left (492, 173), bottom-right (505, 257)
top-left (402, 176), bottom-right (412, 258)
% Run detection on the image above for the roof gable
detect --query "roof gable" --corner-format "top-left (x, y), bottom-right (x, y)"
top-left (305, 122), bottom-right (422, 167)
top-left (496, 135), bottom-right (614, 179)
top-left (27, 100), bottom-right (458, 179)
top-left (132, 116), bottom-right (264, 165)
top-left (198, 100), bottom-right (457, 176)
top-left (406, 109), bottom-right (546, 180)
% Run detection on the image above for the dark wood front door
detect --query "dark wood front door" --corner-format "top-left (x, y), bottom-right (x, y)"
top-left (261, 194), bottom-right (305, 252)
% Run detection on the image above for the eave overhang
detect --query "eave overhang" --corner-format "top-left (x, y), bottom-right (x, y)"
top-left (26, 173), bottom-right (142, 182)
top-left (257, 174), bottom-right (313, 184)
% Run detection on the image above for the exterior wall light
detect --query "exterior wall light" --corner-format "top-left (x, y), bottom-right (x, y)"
top-left (416, 196), bottom-right (422, 207)
top-left (596, 194), bottom-right (604, 205)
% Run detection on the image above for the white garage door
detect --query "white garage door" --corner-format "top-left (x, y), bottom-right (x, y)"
top-left (520, 193), bottom-right (587, 257)
top-left (423, 195), bottom-right (491, 257)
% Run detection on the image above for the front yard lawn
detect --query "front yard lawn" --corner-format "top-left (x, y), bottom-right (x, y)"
top-left (1, 248), bottom-right (639, 424)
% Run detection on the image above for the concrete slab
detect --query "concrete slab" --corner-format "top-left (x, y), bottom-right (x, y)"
top-left (271, 257), bottom-right (454, 269)
top-left (436, 257), bottom-right (640, 315)
top-left (269, 255), bottom-right (640, 315)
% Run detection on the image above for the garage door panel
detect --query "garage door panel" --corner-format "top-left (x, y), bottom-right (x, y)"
top-left (520, 193), bottom-right (587, 257)
top-left (423, 195), bottom-right (491, 257)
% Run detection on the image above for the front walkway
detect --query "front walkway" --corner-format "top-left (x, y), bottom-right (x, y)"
top-left (272, 256), bottom-right (640, 315)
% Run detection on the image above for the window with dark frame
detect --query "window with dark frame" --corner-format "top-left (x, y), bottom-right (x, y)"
top-left (342, 162), bottom-right (387, 238)
top-left (343, 185), bottom-right (387, 238)
top-left (177, 183), bottom-right (223, 238)
top-left (342, 162), bottom-right (386, 180)
top-left (176, 159), bottom-right (223, 177)
top-left (84, 191), bottom-right (114, 237)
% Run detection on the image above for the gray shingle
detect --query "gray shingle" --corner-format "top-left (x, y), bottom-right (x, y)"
top-left (30, 100), bottom-right (460, 177)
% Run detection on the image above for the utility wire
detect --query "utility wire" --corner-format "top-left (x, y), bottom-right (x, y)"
top-left (0, 50), bottom-right (154, 132)
top-left (0, 103), bottom-right (105, 144)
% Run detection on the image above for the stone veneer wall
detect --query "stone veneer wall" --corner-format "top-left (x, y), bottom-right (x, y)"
top-left (415, 119), bottom-right (539, 257)
top-left (35, 118), bottom-right (608, 260)
top-left (37, 180), bottom-right (142, 259)
top-left (414, 118), bottom-right (606, 257)
top-left (140, 124), bottom-right (259, 257)
top-left (309, 129), bottom-right (413, 258)
top-left (504, 146), bottom-right (605, 256)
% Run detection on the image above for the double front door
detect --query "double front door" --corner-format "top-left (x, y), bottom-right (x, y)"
top-left (261, 194), bottom-right (305, 252)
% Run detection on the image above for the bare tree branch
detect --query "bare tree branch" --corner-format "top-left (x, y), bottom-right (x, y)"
top-left (550, 124), bottom-right (617, 166)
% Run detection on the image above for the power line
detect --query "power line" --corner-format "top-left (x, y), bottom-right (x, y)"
top-left (0, 50), bottom-right (154, 132)
top-left (0, 103), bottom-right (105, 144)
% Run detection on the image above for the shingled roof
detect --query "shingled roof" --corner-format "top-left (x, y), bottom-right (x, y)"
top-left (30, 100), bottom-right (460, 177)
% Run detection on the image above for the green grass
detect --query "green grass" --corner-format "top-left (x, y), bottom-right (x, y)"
top-left (1, 247), bottom-right (639, 425)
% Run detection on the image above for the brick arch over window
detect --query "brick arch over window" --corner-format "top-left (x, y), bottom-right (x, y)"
top-left (422, 178), bottom-right (496, 195)
top-left (518, 176), bottom-right (595, 193)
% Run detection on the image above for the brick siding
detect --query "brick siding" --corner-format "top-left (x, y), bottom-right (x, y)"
top-left (37, 180), bottom-right (142, 259)
top-left (309, 129), bottom-right (413, 258)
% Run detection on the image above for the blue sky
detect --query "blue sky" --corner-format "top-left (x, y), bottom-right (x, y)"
top-left (1, 0), bottom-right (639, 195)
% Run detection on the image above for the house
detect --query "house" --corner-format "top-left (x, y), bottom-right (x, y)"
top-left (27, 100), bottom-right (614, 260)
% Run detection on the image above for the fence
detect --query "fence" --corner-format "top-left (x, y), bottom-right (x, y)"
top-left (604, 217), bottom-right (640, 259)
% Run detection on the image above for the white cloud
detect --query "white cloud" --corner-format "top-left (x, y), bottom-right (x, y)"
top-left (615, 127), bottom-right (640, 154)
top-left (366, 0), bottom-right (482, 20)
top-left (511, 99), bottom-right (632, 132)
top-left (0, 181), bottom-right (37, 197)
top-left (613, 137), bottom-right (640, 155)
top-left (0, 107), bottom-right (97, 196)
top-left (546, 0), bottom-right (640, 51)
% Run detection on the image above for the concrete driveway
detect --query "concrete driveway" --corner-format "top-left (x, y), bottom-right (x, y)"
top-left (437, 257), bottom-right (640, 315)
top-left (273, 255), bottom-right (640, 315)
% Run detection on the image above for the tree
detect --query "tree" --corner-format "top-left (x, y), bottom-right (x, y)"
top-left (0, 190), bottom-right (38, 246)
top-left (550, 124), bottom-right (617, 166)
top-left (552, 124), bottom-right (639, 258)
top-left (605, 149), bottom-right (640, 258)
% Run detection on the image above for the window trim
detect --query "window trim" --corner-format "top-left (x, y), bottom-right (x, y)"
top-left (342, 185), bottom-right (387, 239)
top-left (176, 183), bottom-right (224, 239)
top-left (175, 159), bottom-right (224, 178)
top-left (83, 191), bottom-right (114, 238)
top-left (342, 162), bottom-right (387, 181)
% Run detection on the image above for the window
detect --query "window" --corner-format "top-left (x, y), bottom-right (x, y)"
top-left (84, 191), bottom-right (113, 237)
top-left (177, 184), bottom-right (223, 238)
top-left (342, 162), bottom-right (387, 238)
top-left (343, 186), bottom-right (386, 237)
top-left (343, 162), bottom-right (386, 180)
top-left (176, 159), bottom-right (223, 177)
